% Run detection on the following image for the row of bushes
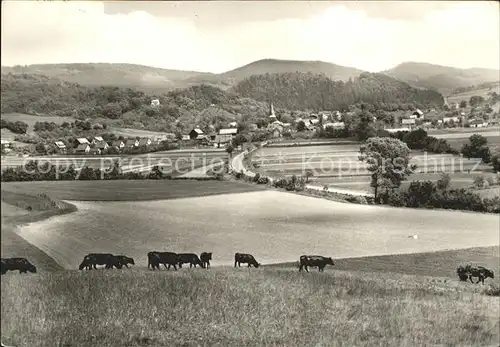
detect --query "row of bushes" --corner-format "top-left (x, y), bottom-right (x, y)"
top-left (0, 161), bottom-right (221, 182)
top-left (383, 180), bottom-right (500, 213)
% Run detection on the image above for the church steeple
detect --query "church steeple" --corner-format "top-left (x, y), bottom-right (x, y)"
top-left (269, 101), bottom-right (276, 119)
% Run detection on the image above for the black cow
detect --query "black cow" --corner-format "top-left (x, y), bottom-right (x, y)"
top-left (1, 258), bottom-right (37, 275)
top-left (461, 265), bottom-right (495, 284)
top-left (178, 253), bottom-right (204, 269)
top-left (149, 251), bottom-right (179, 271)
top-left (115, 255), bottom-right (135, 268)
top-left (299, 255), bottom-right (334, 272)
top-left (234, 253), bottom-right (260, 268)
top-left (200, 252), bottom-right (212, 269)
top-left (78, 253), bottom-right (123, 270)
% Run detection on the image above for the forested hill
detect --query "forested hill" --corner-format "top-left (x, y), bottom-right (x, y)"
top-left (231, 72), bottom-right (445, 111)
top-left (0, 73), bottom-right (270, 132)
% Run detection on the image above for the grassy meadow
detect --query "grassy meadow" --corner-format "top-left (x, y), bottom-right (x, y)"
top-left (1, 180), bottom-right (263, 202)
top-left (1, 267), bottom-right (499, 347)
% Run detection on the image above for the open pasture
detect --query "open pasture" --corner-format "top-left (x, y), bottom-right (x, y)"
top-left (1, 263), bottom-right (499, 347)
top-left (251, 145), bottom-right (492, 179)
top-left (1, 179), bottom-right (263, 202)
top-left (270, 245), bottom-right (499, 279)
top-left (446, 83), bottom-right (500, 104)
top-left (313, 171), bottom-right (499, 193)
top-left (4, 189), bottom-right (497, 270)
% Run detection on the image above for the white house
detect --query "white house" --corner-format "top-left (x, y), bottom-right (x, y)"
top-left (228, 121), bottom-right (238, 128)
top-left (385, 127), bottom-right (411, 133)
top-left (54, 141), bottom-right (67, 153)
top-left (401, 118), bottom-right (416, 125)
top-left (151, 99), bottom-right (160, 107)
top-left (323, 122), bottom-right (345, 130)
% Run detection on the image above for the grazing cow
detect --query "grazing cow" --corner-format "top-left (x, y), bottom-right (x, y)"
top-left (178, 253), bottom-right (204, 269)
top-left (1, 258), bottom-right (37, 275)
top-left (299, 255), bottom-right (334, 272)
top-left (78, 253), bottom-right (122, 270)
top-left (149, 251), bottom-right (179, 271)
top-left (200, 252), bottom-right (212, 269)
top-left (458, 265), bottom-right (495, 284)
top-left (115, 255), bottom-right (135, 268)
top-left (234, 253), bottom-right (260, 268)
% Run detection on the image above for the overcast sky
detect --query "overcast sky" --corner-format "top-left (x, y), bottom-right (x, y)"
top-left (1, 1), bottom-right (499, 73)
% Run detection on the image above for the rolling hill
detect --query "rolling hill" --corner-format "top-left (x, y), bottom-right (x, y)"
top-left (3, 60), bottom-right (498, 97)
top-left (0, 63), bottom-right (215, 92)
top-left (383, 62), bottom-right (500, 96)
top-left (1, 59), bottom-right (365, 92)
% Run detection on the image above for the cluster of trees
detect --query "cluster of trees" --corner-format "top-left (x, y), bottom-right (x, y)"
top-left (384, 180), bottom-right (500, 213)
top-left (460, 134), bottom-right (492, 163)
top-left (389, 128), bottom-right (458, 155)
top-left (1, 161), bottom-right (176, 182)
top-left (1, 119), bottom-right (28, 134)
top-left (232, 72), bottom-right (444, 112)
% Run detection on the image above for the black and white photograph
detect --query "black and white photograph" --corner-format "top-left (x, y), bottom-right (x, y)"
top-left (1, 1), bottom-right (499, 346)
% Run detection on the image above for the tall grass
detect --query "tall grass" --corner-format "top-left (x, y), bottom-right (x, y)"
top-left (2, 268), bottom-right (499, 347)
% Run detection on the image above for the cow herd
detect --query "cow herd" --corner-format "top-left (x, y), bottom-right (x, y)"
top-left (1, 254), bottom-right (496, 286)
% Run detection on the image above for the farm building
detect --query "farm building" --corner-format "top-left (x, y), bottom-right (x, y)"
top-left (138, 138), bottom-right (152, 147)
top-left (469, 119), bottom-right (489, 128)
top-left (181, 135), bottom-right (191, 141)
top-left (385, 127), bottom-right (411, 133)
top-left (126, 139), bottom-right (139, 148)
top-left (54, 141), bottom-right (67, 153)
top-left (228, 121), bottom-right (238, 128)
top-left (76, 137), bottom-right (90, 145)
top-left (219, 128), bottom-right (238, 136)
top-left (401, 118), bottom-right (416, 129)
top-left (442, 116), bottom-right (460, 123)
top-left (323, 122), bottom-right (345, 130)
top-left (408, 109), bottom-right (424, 120)
top-left (75, 143), bottom-right (90, 154)
top-left (95, 141), bottom-right (109, 151)
top-left (1, 139), bottom-right (11, 149)
top-left (111, 140), bottom-right (125, 150)
top-left (189, 128), bottom-right (205, 140)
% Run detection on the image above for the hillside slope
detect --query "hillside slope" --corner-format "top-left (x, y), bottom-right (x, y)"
top-left (1, 63), bottom-right (214, 92)
top-left (232, 71), bottom-right (445, 111)
top-left (383, 62), bottom-right (499, 95)
top-left (0, 73), bottom-right (269, 132)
